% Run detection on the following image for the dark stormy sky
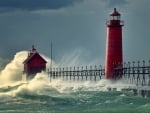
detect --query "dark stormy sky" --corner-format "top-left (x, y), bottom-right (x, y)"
top-left (0, 0), bottom-right (150, 67)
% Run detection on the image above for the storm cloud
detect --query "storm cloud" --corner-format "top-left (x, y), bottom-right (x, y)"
top-left (0, 0), bottom-right (83, 11)
top-left (0, 0), bottom-right (150, 68)
top-left (104, 0), bottom-right (128, 7)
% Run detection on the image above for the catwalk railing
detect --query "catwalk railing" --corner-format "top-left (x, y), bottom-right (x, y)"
top-left (47, 60), bottom-right (150, 86)
top-left (47, 65), bottom-right (105, 81)
top-left (114, 60), bottom-right (150, 86)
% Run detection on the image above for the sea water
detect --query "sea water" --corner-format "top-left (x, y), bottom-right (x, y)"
top-left (0, 73), bottom-right (150, 113)
top-left (0, 51), bottom-right (150, 113)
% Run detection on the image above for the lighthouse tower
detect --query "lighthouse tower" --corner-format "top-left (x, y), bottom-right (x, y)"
top-left (105, 8), bottom-right (124, 79)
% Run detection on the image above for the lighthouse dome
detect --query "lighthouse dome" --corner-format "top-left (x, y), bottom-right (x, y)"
top-left (110, 8), bottom-right (120, 16)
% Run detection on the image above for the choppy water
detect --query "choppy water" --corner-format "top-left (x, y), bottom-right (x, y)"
top-left (0, 73), bottom-right (150, 113)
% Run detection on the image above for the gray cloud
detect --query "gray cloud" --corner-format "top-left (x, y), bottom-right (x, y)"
top-left (0, 0), bottom-right (150, 66)
top-left (0, 0), bottom-right (83, 11)
top-left (104, 0), bottom-right (128, 7)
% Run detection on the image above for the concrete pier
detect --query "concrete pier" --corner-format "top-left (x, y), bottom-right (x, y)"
top-left (121, 86), bottom-right (150, 98)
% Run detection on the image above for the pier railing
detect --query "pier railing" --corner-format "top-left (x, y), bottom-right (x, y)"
top-left (47, 65), bottom-right (105, 81)
top-left (47, 60), bottom-right (150, 86)
top-left (114, 60), bottom-right (150, 86)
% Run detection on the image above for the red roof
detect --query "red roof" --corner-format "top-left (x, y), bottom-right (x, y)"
top-left (23, 52), bottom-right (47, 64)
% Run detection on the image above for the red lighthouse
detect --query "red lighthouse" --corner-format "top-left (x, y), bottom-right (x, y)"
top-left (23, 46), bottom-right (47, 80)
top-left (105, 8), bottom-right (124, 79)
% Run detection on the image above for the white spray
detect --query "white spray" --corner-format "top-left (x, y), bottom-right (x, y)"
top-left (0, 51), bottom-right (135, 98)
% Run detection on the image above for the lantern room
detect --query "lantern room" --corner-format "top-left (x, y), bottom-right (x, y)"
top-left (110, 8), bottom-right (120, 20)
top-left (107, 8), bottom-right (124, 27)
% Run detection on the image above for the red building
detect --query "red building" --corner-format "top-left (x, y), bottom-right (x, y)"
top-left (105, 8), bottom-right (124, 79)
top-left (23, 46), bottom-right (47, 79)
